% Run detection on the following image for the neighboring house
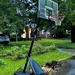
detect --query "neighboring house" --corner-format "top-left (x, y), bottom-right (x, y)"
top-left (21, 27), bottom-right (51, 39)
top-left (21, 28), bottom-right (26, 38)
top-left (40, 30), bottom-right (51, 38)
top-left (21, 27), bottom-right (32, 39)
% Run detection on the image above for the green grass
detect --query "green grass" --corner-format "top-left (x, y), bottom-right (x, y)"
top-left (0, 51), bottom-right (72, 75)
top-left (8, 38), bottom-right (75, 49)
top-left (0, 57), bottom-right (25, 75)
top-left (1, 38), bottom-right (74, 49)
top-left (33, 51), bottom-right (72, 65)
top-left (35, 38), bottom-right (75, 49)
top-left (0, 38), bottom-right (74, 75)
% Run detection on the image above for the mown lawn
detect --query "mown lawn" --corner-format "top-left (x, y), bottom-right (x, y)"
top-left (8, 38), bottom-right (75, 49)
top-left (35, 38), bottom-right (75, 49)
top-left (0, 51), bottom-right (72, 75)
top-left (0, 38), bottom-right (74, 75)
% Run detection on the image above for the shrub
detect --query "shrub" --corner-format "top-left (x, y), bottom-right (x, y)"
top-left (0, 59), bottom-right (6, 66)
top-left (0, 45), bottom-right (29, 59)
top-left (32, 44), bottom-right (47, 55)
top-left (8, 45), bottom-right (29, 59)
top-left (10, 36), bottom-right (23, 41)
top-left (20, 45), bottom-right (29, 54)
top-left (3, 50), bottom-right (11, 56)
top-left (0, 45), bottom-right (4, 54)
top-left (50, 44), bottom-right (57, 50)
top-left (0, 44), bottom-right (58, 59)
top-left (11, 46), bottom-right (24, 59)
top-left (46, 44), bottom-right (57, 51)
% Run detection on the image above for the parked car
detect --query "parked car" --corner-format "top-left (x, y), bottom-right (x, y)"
top-left (0, 34), bottom-right (10, 45)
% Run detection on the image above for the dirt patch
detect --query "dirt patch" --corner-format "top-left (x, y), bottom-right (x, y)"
top-left (42, 60), bottom-right (62, 75)
top-left (42, 56), bottom-right (75, 75)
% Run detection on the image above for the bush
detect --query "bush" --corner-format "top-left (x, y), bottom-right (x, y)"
top-left (10, 46), bottom-right (24, 59)
top-left (10, 36), bottom-right (23, 41)
top-left (10, 46), bottom-right (20, 59)
top-left (20, 45), bottom-right (29, 54)
top-left (9, 44), bottom-right (48, 59)
top-left (50, 44), bottom-right (57, 50)
top-left (32, 44), bottom-right (47, 55)
top-left (7, 45), bottom-right (29, 59)
top-left (46, 44), bottom-right (57, 51)
top-left (0, 45), bottom-right (29, 59)
top-left (0, 44), bottom-right (58, 59)
top-left (0, 45), bottom-right (4, 54)
top-left (0, 59), bottom-right (6, 66)
top-left (37, 36), bottom-right (41, 40)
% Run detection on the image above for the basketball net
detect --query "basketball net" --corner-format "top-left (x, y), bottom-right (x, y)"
top-left (49, 15), bottom-right (65, 26)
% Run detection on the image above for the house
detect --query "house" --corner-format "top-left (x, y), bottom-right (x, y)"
top-left (40, 30), bottom-right (51, 38)
top-left (21, 26), bottom-right (32, 39)
top-left (21, 26), bottom-right (51, 39)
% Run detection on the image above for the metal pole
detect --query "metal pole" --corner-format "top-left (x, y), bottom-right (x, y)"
top-left (23, 18), bottom-right (40, 73)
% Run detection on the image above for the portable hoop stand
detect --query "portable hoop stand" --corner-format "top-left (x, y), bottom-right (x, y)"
top-left (14, 18), bottom-right (47, 75)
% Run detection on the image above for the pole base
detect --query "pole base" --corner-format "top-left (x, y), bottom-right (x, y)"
top-left (14, 70), bottom-right (30, 75)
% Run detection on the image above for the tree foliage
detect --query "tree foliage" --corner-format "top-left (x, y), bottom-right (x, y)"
top-left (0, 0), bottom-right (75, 38)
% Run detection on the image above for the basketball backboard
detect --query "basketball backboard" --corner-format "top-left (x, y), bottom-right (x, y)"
top-left (38, 0), bottom-right (58, 20)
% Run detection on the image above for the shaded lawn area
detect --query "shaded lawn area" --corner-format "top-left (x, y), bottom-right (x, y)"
top-left (8, 38), bottom-right (75, 49)
top-left (0, 51), bottom-right (72, 75)
top-left (35, 38), bottom-right (75, 49)
top-left (1, 38), bottom-right (75, 50)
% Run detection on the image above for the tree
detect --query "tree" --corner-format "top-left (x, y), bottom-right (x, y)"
top-left (0, 0), bottom-right (75, 39)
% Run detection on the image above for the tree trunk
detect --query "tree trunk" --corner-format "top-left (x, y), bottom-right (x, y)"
top-left (26, 26), bottom-right (29, 40)
top-left (71, 26), bottom-right (75, 43)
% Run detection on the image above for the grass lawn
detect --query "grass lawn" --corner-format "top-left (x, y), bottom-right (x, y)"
top-left (0, 51), bottom-right (72, 75)
top-left (0, 38), bottom-right (74, 75)
top-left (0, 38), bottom-right (75, 50)
top-left (36, 38), bottom-right (75, 49)
top-left (8, 38), bottom-right (75, 49)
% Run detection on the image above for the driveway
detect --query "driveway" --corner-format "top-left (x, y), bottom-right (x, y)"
top-left (55, 48), bottom-right (75, 75)
top-left (58, 48), bottom-right (75, 55)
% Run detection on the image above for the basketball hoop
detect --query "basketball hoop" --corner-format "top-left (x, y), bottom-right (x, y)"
top-left (49, 15), bottom-right (65, 26)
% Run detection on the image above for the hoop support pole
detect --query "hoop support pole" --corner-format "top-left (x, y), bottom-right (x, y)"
top-left (23, 18), bottom-right (40, 73)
